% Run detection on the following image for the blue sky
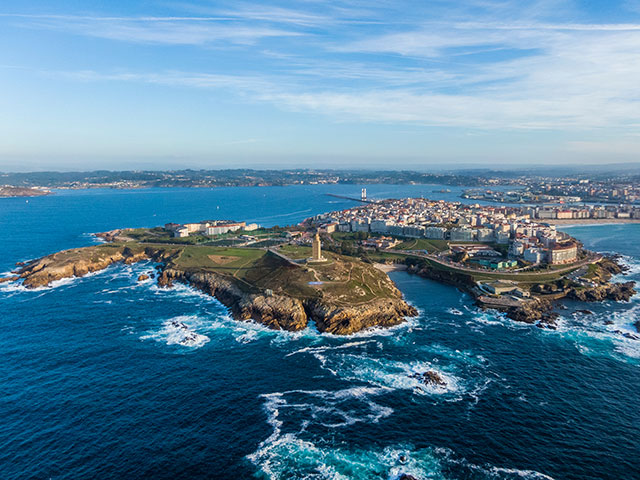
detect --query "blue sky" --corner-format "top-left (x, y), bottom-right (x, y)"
top-left (1, 0), bottom-right (640, 170)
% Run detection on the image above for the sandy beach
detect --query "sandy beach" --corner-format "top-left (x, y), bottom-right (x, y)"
top-left (374, 263), bottom-right (408, 272)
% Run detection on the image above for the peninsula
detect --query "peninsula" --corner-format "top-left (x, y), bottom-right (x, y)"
top-left (3, 225), bottom-right (416, 335)
top-left (2, 197), bottom-right (636, 335)
top-left (0, 186), bottom-right (51, 198)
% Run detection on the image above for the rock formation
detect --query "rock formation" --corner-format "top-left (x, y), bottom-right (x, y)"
top-left (409, 370), bottom-right (447, 388)
top-left (305, 297), bottom-right (417, 335)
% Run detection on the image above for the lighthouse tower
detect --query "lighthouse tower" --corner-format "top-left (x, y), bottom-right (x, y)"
top-left (309, 231), bottom-right (326, 263)
top-left (312, 232), bottom-right (323, 261)
top-left (361, 188), bottom-right (367, 201)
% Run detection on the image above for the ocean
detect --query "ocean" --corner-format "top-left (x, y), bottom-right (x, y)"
top-left (0, 185), bottom-right (638, 479)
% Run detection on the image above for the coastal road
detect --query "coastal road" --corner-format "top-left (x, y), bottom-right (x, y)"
top-left (386, 249), bottom-right (601, 277)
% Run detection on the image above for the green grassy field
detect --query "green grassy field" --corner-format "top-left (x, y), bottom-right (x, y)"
top-left (171, 246), bottom-right (266, 281)
top-left (395, 238), bottom-right (450, 252)
top-left (278, 244), bottom-right (312, 260)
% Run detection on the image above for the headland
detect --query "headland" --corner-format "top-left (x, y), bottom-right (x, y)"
top-left (2, 197), bottom-right (636, 335)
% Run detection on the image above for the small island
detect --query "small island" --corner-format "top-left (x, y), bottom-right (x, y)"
top-left (2, 197), bottom-right (637, 336)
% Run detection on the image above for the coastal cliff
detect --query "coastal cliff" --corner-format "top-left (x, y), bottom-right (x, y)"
top-left (163, 268), bottom-right (309, 331)
top-left (305, 296), bottom-right (417, 335)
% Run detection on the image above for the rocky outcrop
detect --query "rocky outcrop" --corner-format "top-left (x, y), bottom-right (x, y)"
top-left (399, 475), bottom-right (419, 480)
top-left (159, 268), bottom-right (417, 334)
top-left (95, 230), bottom-right (122, 242)
top-left (567, 281), bottom-right (636, 302)
top-left (16, 247), bottom-right (147, 288)
top-left (14, 245), bottom-right (177, 289)
top-left (409, 370), bottom-right (447, 388)
top-left (599, 255), bottom-right (629, 277)
top-left (305, 297), bottom-right (417, 335)
top-left (500, 298), bottom-right (556, 324)
top-left (414, 264), bottom-right (475, 290)
top-left (9, 242), bottom-right (417, 335)
top-left (0, 276), bottom-right (19, 284)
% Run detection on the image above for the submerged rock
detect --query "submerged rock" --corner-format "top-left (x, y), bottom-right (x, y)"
top-left (634, 320), bottom-right (640, 334)
top-left (137, 274), bottom-right (150, 282)
top-left (614, 330), bottom-right (640, 341)
top-left (399, 475), bottom-right (419, 480)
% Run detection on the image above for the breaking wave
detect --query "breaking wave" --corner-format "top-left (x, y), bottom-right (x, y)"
top-left (247, 386), bottom-right (554, 480)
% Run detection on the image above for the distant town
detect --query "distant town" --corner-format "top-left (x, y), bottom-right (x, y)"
top-left (305, 196), bottom-right (583, 271)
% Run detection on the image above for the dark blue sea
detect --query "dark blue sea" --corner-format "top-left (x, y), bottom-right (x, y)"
top-left (1, 185), bottom-right (638, 480)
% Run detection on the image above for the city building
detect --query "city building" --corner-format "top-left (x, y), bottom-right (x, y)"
top-left (548, 243), bottom-right (578, 264)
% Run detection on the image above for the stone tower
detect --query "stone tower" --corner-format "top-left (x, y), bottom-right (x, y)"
top-left (312, 232), bottom-right (322, 261)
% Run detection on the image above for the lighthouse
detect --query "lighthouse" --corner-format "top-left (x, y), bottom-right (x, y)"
top-left (309, 231), bottom-right (326, 263)
top-left (361, 188), bottom-right (367, 201)
top-left (312, 232), bottom-right (323, 261)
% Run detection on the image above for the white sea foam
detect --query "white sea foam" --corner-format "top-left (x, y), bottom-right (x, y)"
top-left (614, 254), bottom-right (640, 277)
top-left (247, 387), bottom-right (409, 479)
top-left (469, 309), bottom-right (530, 331)
top-left (542, 302), bottom-right (640, 363)
top-left (0, 275), bottom-right (81, 295)
top-left (140, 315), bottom-right (210, 349)
top-left (248, 396), bottom-right (552, 480)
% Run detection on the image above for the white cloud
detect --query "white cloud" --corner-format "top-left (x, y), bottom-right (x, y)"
top-left (6, 2), bottom-right (640, 132)
top-left (1, 13), bottom-right (304, 45)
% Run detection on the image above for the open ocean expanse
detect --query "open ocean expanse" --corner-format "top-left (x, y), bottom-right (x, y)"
top-left (1, 184), bottom-right (638, 480)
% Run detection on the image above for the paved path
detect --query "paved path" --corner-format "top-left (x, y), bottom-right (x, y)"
top-left (267, 248), bottom-right (302, 267)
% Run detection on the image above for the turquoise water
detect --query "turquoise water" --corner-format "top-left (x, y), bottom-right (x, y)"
top-left (0, 186), bottom-right (638, 479)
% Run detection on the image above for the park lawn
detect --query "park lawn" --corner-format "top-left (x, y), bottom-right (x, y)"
top-left (172, 245), bottom-right (266, 279)
top-left (278, 244), bottom-right (312, 260)
top-left (242, 252), bottom-right (318, 298)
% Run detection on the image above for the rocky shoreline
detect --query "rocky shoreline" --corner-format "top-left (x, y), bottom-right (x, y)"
top-left (2, 244), bottom-right (417, 335)
top-left (403, 255), bottom-right (637, 328)
top-left (3, 240), bottom-right (634, 335)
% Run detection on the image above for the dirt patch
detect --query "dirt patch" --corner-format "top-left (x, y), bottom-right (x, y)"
top-left (208, 254), bottom-right (241, 265)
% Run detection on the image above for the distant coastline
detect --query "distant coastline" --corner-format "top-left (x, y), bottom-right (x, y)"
top-left (546, 219), bottom-right (640, 226)
top-left (0, 186), bottom-right (51, 198)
